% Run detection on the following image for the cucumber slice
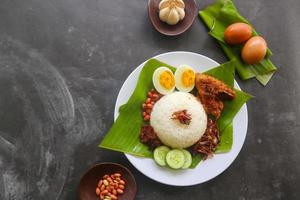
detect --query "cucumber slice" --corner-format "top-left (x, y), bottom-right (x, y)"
top-left (181, 149), bottom-right (192, 169)
top-left (166, 149), bottom-right (185, 169)
top-left (153, 146), bottom-right (170, 166)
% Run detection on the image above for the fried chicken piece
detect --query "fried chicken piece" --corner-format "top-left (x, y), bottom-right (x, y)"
top-left (195, 73), bottom-right (236, 119)
top-left (192, 118), bottom-right (220, 159)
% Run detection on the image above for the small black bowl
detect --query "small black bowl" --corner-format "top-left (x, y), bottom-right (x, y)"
top-left (148, 0), bottom-right (198, 36)
top-left (79, 162), bottom-right (137, 200)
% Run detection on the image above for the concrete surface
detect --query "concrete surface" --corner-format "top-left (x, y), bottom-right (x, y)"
top-left (0, 0), bottom-right (299, 199)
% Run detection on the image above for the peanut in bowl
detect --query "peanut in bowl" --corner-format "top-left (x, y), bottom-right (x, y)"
top-left (79, 162), bottom-right (137, 200)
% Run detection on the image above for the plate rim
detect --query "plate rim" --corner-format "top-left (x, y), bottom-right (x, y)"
top-left (114, 51), bottom-right (248, 186)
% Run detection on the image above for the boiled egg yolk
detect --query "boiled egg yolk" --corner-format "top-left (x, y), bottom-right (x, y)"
top-left (152, 67), bottom-right (175, 95)
top-left (181, 69), bottom-right (195, 87)
top-left (175, 65), bottom-right (195, 92)
top-left (159, 71), bottom-right (175, 89)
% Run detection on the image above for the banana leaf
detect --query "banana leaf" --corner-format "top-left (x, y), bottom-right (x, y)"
top-left (99, 59), bottom-right (251, 168)
top-left (199, 0), bottom-right (277, 85)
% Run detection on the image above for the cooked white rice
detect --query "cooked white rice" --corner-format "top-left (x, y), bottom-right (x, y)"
top-left (150, 92), bottom-right (207, 148)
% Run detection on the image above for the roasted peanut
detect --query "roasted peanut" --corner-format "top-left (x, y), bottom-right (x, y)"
top-left (109, 185), bottom-right (114, 191)
top-left (96, 187), bottom-right (101, 195)
top-left (103, 180), bottom-right (109, 186)
top-left (100, 184), bottom-right (105, 191)
top-left (145, 109), bottom-right (152, 114)
top-left (97, 173), bottom-right (125, 200)
top-left (117, 189), bottom-right (124, 194)
top-left (101, 190), bottom-right (109, 195)
top-left (143, 115), bottom-right (150, 121)
top-left (147, 103), bottom-right (153, 109)
top-left (142, 90), bottom-right (163, 122)
top-left (98, 180), bottom-right (103, 187)
top-left (110, 194), bottom-right (118, 200)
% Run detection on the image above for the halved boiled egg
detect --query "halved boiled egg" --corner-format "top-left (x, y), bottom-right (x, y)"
top-left (152, 67), bottom-right (175, 95)
top-left (175, 65), bottom-right (195, 92)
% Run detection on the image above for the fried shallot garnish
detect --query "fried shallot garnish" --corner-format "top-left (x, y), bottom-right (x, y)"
top-left (171, 109), bottom-right (192, 125)
top-left (195, 73), bottom-right (236, 119)
top-left (140, 125), bottom-right (162, 149)
top-left (192, 118), bottom-right (220, 159)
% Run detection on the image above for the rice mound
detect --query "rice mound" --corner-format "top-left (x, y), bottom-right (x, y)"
top-left (150, 92), bottom-right (207, 148)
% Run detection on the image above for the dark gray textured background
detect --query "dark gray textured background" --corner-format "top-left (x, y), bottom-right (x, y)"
top-left (0, 0), bottom-right (299, 199)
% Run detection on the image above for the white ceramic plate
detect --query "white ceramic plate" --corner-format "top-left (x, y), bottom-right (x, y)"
top-left (114, 51), bottom-right (248, 186)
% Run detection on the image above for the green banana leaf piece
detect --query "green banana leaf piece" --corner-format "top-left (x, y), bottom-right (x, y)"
top-left (199, 0), bottom-right (277, 85)
top-left (99, 58), bottom-right (252, 168)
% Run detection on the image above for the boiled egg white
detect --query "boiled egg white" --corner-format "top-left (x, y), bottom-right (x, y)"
top-left (152, 67), bottom-right (175, 95)
top-left (175, 65), bottom-right (195, 92)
